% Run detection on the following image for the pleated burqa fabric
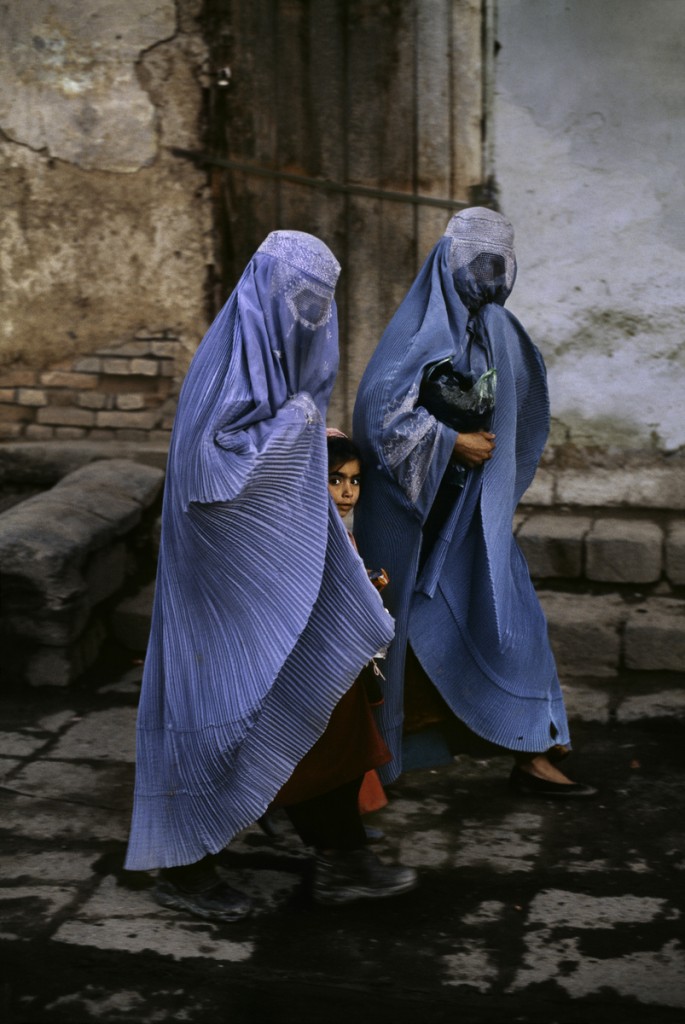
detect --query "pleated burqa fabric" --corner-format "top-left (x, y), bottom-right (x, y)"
top-left (125, 231), bottom-right (394, 871)
top-left (353, 208), bottom-right (569, 783)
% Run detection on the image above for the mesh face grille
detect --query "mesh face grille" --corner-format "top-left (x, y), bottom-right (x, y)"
top-left (467, 253), bottom-right (506, 286)
top-left (286, 283), bottom-right (333, 330)
top-left (290, 286), bottom-right (332, 329)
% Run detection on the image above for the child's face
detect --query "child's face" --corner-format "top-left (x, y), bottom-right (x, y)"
top-left (328, 458), bottom-right (361, 519)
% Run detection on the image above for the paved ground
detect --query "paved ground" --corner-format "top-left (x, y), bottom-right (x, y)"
top-left (1, 654), bottom-right (685, 1024)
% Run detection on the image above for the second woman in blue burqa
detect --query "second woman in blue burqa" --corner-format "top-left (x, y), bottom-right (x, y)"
top-left (353, 207), bottom-right (597, 799)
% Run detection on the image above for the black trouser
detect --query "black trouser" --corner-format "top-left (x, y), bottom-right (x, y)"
top-left (284, 776), bottom-right (367, 852)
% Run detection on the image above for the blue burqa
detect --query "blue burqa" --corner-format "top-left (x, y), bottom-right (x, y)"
top-left (353, 208), bottom-right (569, 783)
top-left (126, 231), bottom-right (394, 870)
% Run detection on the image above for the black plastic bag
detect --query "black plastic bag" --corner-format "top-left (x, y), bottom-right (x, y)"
top-left (419, 361), bottom-right (496, 432)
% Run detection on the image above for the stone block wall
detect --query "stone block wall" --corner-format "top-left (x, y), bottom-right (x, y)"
top-left (1, 442), bottom-right (683, 695)
top-left (107, 458), bottom-right (685, 697)
top-left (515, 456), bottom-right (685, 685)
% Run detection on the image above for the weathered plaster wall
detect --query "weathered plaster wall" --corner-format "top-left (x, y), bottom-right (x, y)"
top-left (493, 0), bottom-right (685, 453)
top-left (0, 0), bottom-right (211, 393)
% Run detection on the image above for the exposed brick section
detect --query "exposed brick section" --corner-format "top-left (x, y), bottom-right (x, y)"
top-left (24, 424), bottom-right (55, 440)
top-left (40, 371), bottom-right (99, 389)
top-left (115, 394), bottom-right (146, 411)
top-left (55, 427), bottom-right (89, 439)
top-left (0, 405), bottom-right (32, 422)
top-left (100, 375), bottom-right (160, 395)
top-left (102, 359), bottom-right (135, 375)
top-left (585, 518), bottom-right (663, 584)
top-left (98, 342), bottom-right (156, 357)
top-left (96, 410), bottom-right (159, 430)
top-left (151, 341), bottom-right (180, 358)
top-left (37, 407), bottom-right (95, 427)
top-left (0, 331), bottom-right (179, 443)
top-left (116, 429), bottom-right (152, 442)
top-left (0, 423), bottom-right (24, 439)
top-left (77, 392), bottom-right (109, 410)
top-left (130, 359), bottom-right (160, 376)
top-left (50, 390), bottom-right (85, 408)
top-left (17, 389), bottom-right (48, 406)
top-left (73, 357), bottom-right (102, 373)
top-left (87, 429), bottom-right (117, 440)
top-left (1, 370), bottom-right (38, 386)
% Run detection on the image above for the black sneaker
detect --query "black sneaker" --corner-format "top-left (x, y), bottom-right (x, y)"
top-left (154, 879), bottom-right (252, 922)
top-left (313, 848), bottom-right (418, 906)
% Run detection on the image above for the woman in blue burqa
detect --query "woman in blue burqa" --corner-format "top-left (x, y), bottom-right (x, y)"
top-left (353, 207), bottom-right (596, 799)
top-left (125, 231), bottom-right (416, 921)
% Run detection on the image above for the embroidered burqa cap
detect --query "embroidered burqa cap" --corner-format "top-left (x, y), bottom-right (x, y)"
top-left (444, 207), bottom-right (517, 311)
top-left (126, 230), bottom-right (394, 870)
top-left (353, 208), bottom-right (569, 780)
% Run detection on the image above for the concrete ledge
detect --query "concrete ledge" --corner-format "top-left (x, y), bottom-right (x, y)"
top-left (615, 688), bottom-right (685, 723)
top-left (0, 459), bottom-right (164, 686)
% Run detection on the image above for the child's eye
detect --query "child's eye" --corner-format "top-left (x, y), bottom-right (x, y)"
top-left (329, 475), bottom-right (341, 485)
top-left (351, 477), bottom-right (361, 487)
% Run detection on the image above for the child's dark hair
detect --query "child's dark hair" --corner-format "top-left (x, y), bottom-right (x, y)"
top-left (327, 434), bottom-right (362, 473)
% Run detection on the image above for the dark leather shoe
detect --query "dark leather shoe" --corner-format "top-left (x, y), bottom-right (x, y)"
top-left (509, 765), bottom-right (598, 799)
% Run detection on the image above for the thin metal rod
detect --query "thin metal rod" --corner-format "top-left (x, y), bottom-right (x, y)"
top-left (170, 148), bottom-right (469, 211)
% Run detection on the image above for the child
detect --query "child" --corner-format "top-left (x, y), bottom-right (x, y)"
top-left (325, 428), bottom-right (390, 821)
top-left (269, 429), bottom-right (415, 904)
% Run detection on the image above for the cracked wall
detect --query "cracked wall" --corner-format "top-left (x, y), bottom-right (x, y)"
top-left (494, 0), bottom-right (685, 454)
top-left (0, 0), bottom-right (211, 440)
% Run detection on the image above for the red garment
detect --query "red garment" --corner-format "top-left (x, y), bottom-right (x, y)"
top-left (275, 513), bottom-right (392, 809)
top-left (358, 769), bottom-right (388, 813)
top-left (274, 676), bottom-right (391, 807)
